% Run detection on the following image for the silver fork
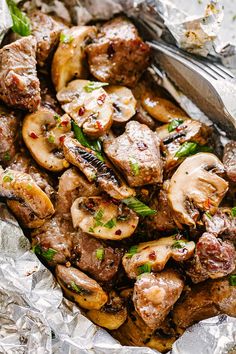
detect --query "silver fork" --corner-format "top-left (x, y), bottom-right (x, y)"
top-left (147, 40), bottom-right (236, 139)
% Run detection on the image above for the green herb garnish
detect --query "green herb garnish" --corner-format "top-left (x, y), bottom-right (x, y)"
top-left (125, 245), bottom-right (138, 258)
top-left (72, 121), bottom-right (104, 162)
top-left (231, 207), bottom-right (236, 218)
top-left (32, 245), bottom-right (57, 262)
top-left (83, 81), bottom-right (109, 93)
top-left (7, 0), bottom-right (31, 36)
top-left (138, 263), bottom-right (152, 275)
top-left (3, 173), bottom-right (14, 183)
top-left (205, 212), bottom-right (212, 219)
top-left (60, 32), bottom-right (74, 44)
top-left (103, 218), bottom-right (117, 229)
top-left (96, 248), bottom-right (104, 261)
top-left (129, 158), bottom-right (140, 176)
top-left (229, 274), bottom-right (236, 286)
top-left (70, 281), bottom-right (82, 293)
top-left (48, 134), bottom-right (55, 144)
top-left (168, 119), bottom-right (184, 132)
top-left (54, 114), bottom-right (61, 123)
top-left (122, 197), bottom-right (156, 217)
top-left (171, 240), bottom-right (187, 249)
top-left (4, 151), bottom-right (11, 161)
top-left (175, 142), bottom-right (212, 158)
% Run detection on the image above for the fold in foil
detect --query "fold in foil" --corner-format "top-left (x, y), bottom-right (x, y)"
top-left (0, 1), bottom-right (235, 353)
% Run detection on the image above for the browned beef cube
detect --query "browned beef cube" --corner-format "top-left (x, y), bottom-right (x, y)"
top-left (223, 141), bottom-right (236, 182)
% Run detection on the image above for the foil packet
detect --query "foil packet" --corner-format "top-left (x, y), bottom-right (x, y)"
top-left (0, 0), bottom-right (236, 353)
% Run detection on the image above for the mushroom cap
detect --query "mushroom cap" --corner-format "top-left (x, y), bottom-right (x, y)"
top-left (51, 26), bottom-right (97, 92)
top-left (168, 153), bottom-right (228, 227)
top-left (22, 107), bottom-right (71, 172)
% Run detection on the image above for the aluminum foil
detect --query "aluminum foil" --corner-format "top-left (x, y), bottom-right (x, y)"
top-left (0, 0), bottom-right (235, 353)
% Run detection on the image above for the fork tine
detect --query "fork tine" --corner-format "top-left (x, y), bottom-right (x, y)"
top-left (148, 41), bottom-right (235, 81)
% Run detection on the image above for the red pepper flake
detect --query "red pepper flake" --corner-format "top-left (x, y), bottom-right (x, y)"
top-left (29, 131), bottom-right (38, 139)
top-left (115, 229), bottom-right (122, 236)
top-left (96, 121), bottom-right (103, 131)
top-left (148, 251), bottom-right (156, 261)
top-left (60, 120), bottom-right (69, 127)
top-left (78, 106), bottom-right (85, 116)
top-left (203, 198), bottom-right (211, 210)
top-left (97, 94), bottom-right (106, 105)
top-left (59, 135), bottom-right (66, 143)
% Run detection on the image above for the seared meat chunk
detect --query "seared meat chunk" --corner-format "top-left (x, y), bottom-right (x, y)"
top-left (146, 187), bottom-right (176, 232)
top-left (29, 10), bottom-right (67, 67)
top-left (104, 121), bottom-right (163, 187)
top-left (203, 208), bottom-right (236, 242)
top-left (39, 74), bottom-right (63, 115)
top-left (133, 270), bottom-right (184, 330)
top-left (73, 233), bottom-right (122, 282)
top-left (57, 167), bottom-right (100, 218)
top-left (186, 233), bottom-right (235, 283)
top-left (86, 16), bottom-right (150, 87)
top-left (31, 216), bottom-right (73, 266)
top-left (9, 152), bottom-right (55, 199)
top-left (0, 105), bottom-right (21, 167)
top-left (0, 36), bottom-right (40, 111)
top-left (223, 141), bottom-right (236, 182)
top-left (173, 278), bottom-right (236, 328)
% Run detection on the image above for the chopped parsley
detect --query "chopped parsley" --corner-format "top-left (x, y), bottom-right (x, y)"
top-left (7, 0), bottom-right (31, 36)
top-left (70, 281), bottom-right (82, 293)
top-left (4, 151), bottom-right (11, 161)
top-left (168, 119), bottom-right (184, 132)
top-left (96, 248), bottom-right (104, 261)
top-left (83, 81), bottom-right (109, 93)
top-left (125, 245), bottom-right (138, 258)
top-left (60, 33), bottom-right (74, 44)
top-left (94, 208), bottom-right (104, 227)
top-left (171, 240), bottom-right (187, 249)
top-left (129, 158), bottom-right (140, 176)
top-left (175, 142), bottom-right (212, 158)
top-left (205, 212), bottom-right (212, 219)
top-left (229, 274), bottom-right (236, 286)
top-left (122, 197), bottom-right (156, 217)
top-left (48, 133), bottom-right (55, 144)
top-left (32, 245), bottom-right (57, 262)
top-left (231, 207), bottom-right (236, 218)
top-left (103, 218), bottom-right (117, 229)
top-left (3, 173), bottom-right (14, 183)
top-left (137, 263), bottom-right (152, 275)
top-left (54, 114), bottom-right (61, 123)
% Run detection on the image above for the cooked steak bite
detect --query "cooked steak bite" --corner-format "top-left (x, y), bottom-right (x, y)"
top-left (186, 232), bottom-right (235, 283)
top-left (173, 278), bottom-right (236, 328)
top-left (0, 36), bottom-right (40, 111)
top-left (85, 16), bottom-right (150, 87)
top-left (104, 121), bottom-right (163, 187)
top-left (203, 208), bottom-right (236, 242)
top-left (73, 232), bottom-right (122, 282)
top-left (0, 105), bottom-right (21, 167)
top-left (133, 269), bottom-right (184, 330)
top-left (223, 141), bottom-right (236, 182)
top-left (29, 10), bottom-right (68, 67)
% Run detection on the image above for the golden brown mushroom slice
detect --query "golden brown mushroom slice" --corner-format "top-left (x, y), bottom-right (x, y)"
top-left (71, 196), bottom-right (139, 240)
top-left (63, 137), bottom-right (135, 200)
top-left (168, 153), bottom-right (229, 228)
top-left (141, 91), bottom-right (188, 123)
top-left (87, 291), bottom-right (127, 330)
top-left (57, 79), bottom-right (113, 138)
top-left (51, 26), bottom-right (97, 92)
top-left (122, 236), bottom-right (195, 279)
top-left (55, 265), bottom-right (107, 310)
top-left (22, 107), bottom-right (71, 172)
top-left (105, 85), bottom-right (136, 124)
top-left (0, 169), bottom-right (55, 228)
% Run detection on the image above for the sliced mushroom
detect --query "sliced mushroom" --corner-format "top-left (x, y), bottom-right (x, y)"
top-left (168, 153), bottom-right (229, 228)
top-left (55, 265), bottom-right (108, 310)
top-left (22, 107), bottom-right (71, 172)
top-left (71, 196), bottom-right (139, 240)
top-left (105, 85), bottom-right (136, 124)
top-left (0, 169), bottom-right (55, 228)
top-left (57, 79), bottom-right (113, 137)
top-left (63, 137), bottom-right (135, 199)
top-left (51, 26), bottom-right (97, 92)
top-left (122, 235), bottom-right (195, 279)
top-left (56, 167), bottom-right (100, 218)
top-left (141, 91), bottom-right (188, 123)
top-left (156, 119), bottom-right (211, 172)
top-left (87, 291), bottom-right (127, 330)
